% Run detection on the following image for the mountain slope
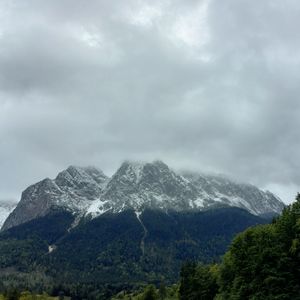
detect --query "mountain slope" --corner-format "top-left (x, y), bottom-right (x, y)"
top-left (183, 172), bottom-right (284, 215)
top-left (87, 160), bottom-right (284, 217)
top-left (2, 161), bottom-right (284, 231)
top-left (0, 200), bottom-right (17, 229)
top-left (0, 207), bottom-right (268, 286)
top-left (2, 166), bottom-right (108, 230)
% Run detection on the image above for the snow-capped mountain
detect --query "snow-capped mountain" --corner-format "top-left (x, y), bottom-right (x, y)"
top-left (0, 200), bottom-right (18, 229)
top-left (2, 166), bottom-right (108, 230)
top-left (2, 161), bottom-right (285, 230)
top-left (87, 161), bottom-right (284, 216)
top-left (182, 172), bottom-right (284, 215)
top-left (87, 160), bottom-right (199, 215)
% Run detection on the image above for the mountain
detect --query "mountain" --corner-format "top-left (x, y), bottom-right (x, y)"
top-left (88, 161), bottom-right (284, 217)
top-left (0, 161), bottom-right (284, 297)
top-left (2, 166), bottom-right (108, 230)
top-left (0, 200), bottom-right (17, 229)
top-left (2, 160), bottom-right (284, 231)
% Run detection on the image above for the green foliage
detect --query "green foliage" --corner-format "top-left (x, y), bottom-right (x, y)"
top-left (0, 211), bottom-right (74, 272)
top-left (218, 194), bottom-right (300, 299)
top-left (175, 194), bottom-right (300, 300)
top-left (141, 285), bottom-right (158, 300)
top-left (111, 284), bottom-right (178, 300)
top-left (5, 288), bottom-right (20, 300)
top-left (158, 282), bottom-right (167, 300)
top-left (179, 262), bottom-right (218, 300)
top-left (0, 291), bottom-right (56, 300)
top-left (19, 291), bottom-right (54, 300)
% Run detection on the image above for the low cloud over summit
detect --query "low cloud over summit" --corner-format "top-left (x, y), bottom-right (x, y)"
top-left (0, 0), bottom-right (299, 203)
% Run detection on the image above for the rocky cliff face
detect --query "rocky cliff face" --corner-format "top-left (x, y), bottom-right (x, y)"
top-left (2, 161), bottom-right (285, 230)
top-left (0, 200), bottom-right (17, 229)
top-left (182, 172), bottom-right (284, 215)
top-left (87, 161), bottom-right (284, 217)
top-left (2, 166), bottom-right (108, 230)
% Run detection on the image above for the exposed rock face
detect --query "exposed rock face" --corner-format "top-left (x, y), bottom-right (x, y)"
top-left (2, 166), bottom-right (108, 230)
top-left (182, 172), bottom-right (285, 215)
top-left (88, 161), bottom-right (199, 214)
top-left (88, 161), bottom-right (284, 217)
top-left (0, 200), bottom-right (17, 229)
top-left (2, 161), bottom-right (285, 230)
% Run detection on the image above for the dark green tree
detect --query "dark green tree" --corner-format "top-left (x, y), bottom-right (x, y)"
top-left (58, 291), bottom-right (65, 300)
top-left (218, 194), bottom-right (300, 300)
top-left (158, 281), bottom-right (167, 300)
top-left (5, 288), bottom-right (20, 300)
top-left (142, 285), bottom-right (158, 300)
top-left (179, 262), bottom-right (218, 300)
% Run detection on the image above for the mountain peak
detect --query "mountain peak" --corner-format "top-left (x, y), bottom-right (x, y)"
top-left (2, 161), bottom-right (285, 230)
top-left (116, 160), bottom-right (171, 183)
top-left (152, 160), bottom-right (169, 168)
top-left (55, 165), bottom-right (107, 187)
top-left (119, 160), bottom-right (145, 176)
top-left (2, 165), bottom-right (108, 231)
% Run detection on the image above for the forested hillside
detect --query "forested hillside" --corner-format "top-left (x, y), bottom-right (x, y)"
top-left (111, 194), bottom-right (300, 299)
top-left (0, 207), bottom-right (267, 299)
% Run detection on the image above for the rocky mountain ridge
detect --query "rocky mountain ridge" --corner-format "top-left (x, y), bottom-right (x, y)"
top-left (2, 160), bottom-right (285, 230)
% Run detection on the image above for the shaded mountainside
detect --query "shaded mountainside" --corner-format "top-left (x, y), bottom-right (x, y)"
top-left (0, 207), bottom-right (269, 286)
top-left (2, 160), bottom-right (284, 230)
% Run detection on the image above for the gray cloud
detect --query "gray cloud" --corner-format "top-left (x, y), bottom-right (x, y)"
top-left (0, 0), bottom-right (299, 203)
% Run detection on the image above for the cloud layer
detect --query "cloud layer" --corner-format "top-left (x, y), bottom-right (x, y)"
top-left (0, 0), bottom-right (299, 203)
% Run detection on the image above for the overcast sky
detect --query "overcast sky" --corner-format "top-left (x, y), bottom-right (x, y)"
top-left (0, 0), bottom-right (299, 204)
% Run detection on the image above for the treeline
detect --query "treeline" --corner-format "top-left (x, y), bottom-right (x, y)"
top-left (0, 281), bottom-right (132, 300)
top-left (111, 283), bottom-right (178, 300)
top-left (0, 290), bottom-right (62, 300)
top-left (114, 194), bottom-right (300, 299)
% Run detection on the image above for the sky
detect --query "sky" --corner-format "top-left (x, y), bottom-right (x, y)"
top-left (0, 0), bottom-right (299, 204)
